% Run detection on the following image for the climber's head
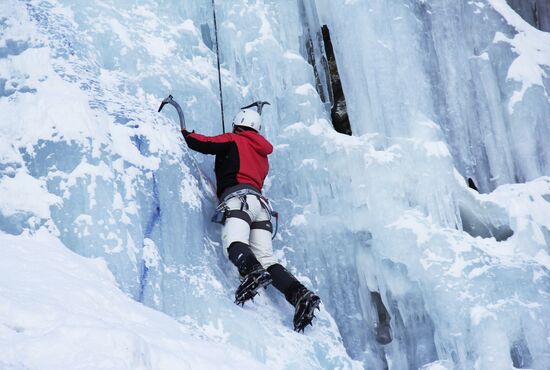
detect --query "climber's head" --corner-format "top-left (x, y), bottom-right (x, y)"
top-left (232, 109), bottom-right (262, 132)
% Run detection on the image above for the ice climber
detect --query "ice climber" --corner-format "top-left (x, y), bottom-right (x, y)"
top-left (181, 103), bottom-right (321, 332)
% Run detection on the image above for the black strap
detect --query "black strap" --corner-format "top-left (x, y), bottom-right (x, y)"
top-left (251, 220), bottom-right (273, 232)
top-left (225, 210), bottom-right (252, 225)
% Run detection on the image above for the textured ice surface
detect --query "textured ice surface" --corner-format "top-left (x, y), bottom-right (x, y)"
top-left (1, 0), bottom-right (549, 369)
top-left (316, 0), bottom-right (550, 193)
top-left (507, 0), bottom-right (550, 32)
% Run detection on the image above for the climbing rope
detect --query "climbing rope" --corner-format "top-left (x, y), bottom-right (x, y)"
top-left (211, 0), bottom-right (226, 133)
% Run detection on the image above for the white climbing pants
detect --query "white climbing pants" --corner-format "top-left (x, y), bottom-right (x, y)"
top-left (221, 194), bottom-right (277, 268)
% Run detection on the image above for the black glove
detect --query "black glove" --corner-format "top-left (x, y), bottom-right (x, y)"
top-left (181, 129), bottom-right (194, 138)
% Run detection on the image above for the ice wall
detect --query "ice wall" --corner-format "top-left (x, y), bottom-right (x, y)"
top-left (1, 0), bottom-right (550, 369)
top-left (179, 0), bottom-right (550, 367)
top-left (317, 0), bottom-right (550, 194)
top-left (0, 1), bottom-right (357, 368)
top-left (507, 0), bottom-right (550, 32)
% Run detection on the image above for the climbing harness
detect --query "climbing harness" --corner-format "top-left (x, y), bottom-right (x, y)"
top-left (211, 189), bottom-right (279, 240)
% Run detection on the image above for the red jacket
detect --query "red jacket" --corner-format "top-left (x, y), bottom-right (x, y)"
top-left (182, 129), bottom-right (273, 198)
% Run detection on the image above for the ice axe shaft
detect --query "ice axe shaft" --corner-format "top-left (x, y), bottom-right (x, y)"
top-left (158, 95), bottom-right (186, 131)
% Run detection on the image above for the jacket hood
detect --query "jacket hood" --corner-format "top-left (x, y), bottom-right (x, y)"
top-left (238, 130), bottom-right (273, 156)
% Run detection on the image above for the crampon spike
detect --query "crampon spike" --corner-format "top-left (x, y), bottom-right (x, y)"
top-left (234, 268), bottom-right (272, 307)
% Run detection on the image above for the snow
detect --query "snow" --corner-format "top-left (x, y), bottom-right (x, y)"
top-left (283, 51), bottom-right (304, 60)
top-left (488, 0), bottom-right (550, 112)
top-left (0, 172), bottom-right (60, 218)
top-left (0, 231), bottom-right (267, 370)
top-left (295, 83), bottom-right (318, 96)
top-left (290, 214), bottom-right (307, 227)
top-left (142, 238), bottom-right (160, 268)
top-left (1, 0), bottom-right (549, 369)
top-left (420, 361), bottom-right (453, 370)
top-left (470, 305), bottom-right (498, 325)
top-left (426, 142), bottom-right (450, 157)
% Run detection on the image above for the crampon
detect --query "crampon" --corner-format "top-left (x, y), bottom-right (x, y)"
top-left (234, 268), bottom-right (272, 306)
top-left (293, 291), bottom-right (321, 333)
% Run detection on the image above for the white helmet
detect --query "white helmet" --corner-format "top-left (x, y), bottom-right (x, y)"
top-left (232, 109), bottom-right (262, 132)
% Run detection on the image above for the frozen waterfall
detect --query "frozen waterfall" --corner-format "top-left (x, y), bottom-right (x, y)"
top-left (1, 0), bottom-right (549, 369)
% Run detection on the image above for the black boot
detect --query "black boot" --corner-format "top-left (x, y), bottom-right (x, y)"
top-left (288, 284), bottom-right (321, 333)
top-left (228, 242), bottom-right (271, 306)
top-left (267, 264), bottom-right (321, 332)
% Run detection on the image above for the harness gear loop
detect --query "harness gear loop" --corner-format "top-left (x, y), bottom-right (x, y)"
top-left (272, 211), bottom-right (279, 240)
top-left (238, 195), bottom-right (249, 211)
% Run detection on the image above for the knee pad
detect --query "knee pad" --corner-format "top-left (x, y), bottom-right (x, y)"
top-left (227, 242), bottom-right (261, 277)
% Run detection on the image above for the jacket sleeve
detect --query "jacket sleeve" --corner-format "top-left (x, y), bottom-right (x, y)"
top-left (181, 129), bottom-right (233, 155)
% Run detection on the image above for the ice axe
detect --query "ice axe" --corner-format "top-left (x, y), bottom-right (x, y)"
top-left (241, 101), bottom-right (271, 115)
top-left (158, 94), bottom-right (186, 131)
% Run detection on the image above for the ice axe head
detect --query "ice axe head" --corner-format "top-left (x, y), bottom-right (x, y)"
top-left (240, 101), bottom-right (271, 115)
top-left (157, 94), bottom-right (186, 131)
top-left (158, 94), bottom-right (174, 112)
